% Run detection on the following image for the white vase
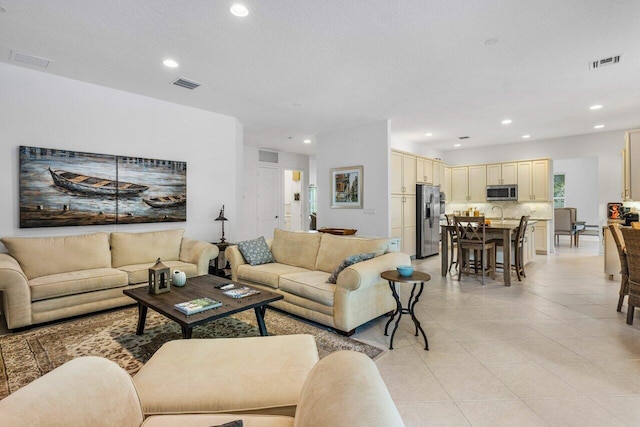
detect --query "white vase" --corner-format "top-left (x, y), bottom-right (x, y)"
top-left (172, 270), bottom-right (187, 287)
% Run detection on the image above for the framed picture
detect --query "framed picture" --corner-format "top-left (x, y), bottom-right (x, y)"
top-left (330, 165), bottom-right (363, 209)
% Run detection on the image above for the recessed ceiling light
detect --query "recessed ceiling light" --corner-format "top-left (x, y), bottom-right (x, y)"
top-left (501, 119), bottom-right (512, 125)
top-left (230, 4), bottom-right (249, 17)
top-left (303, 139), bottom-right (311, 144)
top-left (454, 143), bottom-right (461, 147)
top-left (590, 104), bottom-right (603, 110)
top-left (163, 59), bottom-right (179, 68)
top-left (522, 134), bottom-right (531, 139)
top-left (594, 124), bottom-right (605, 129)
top-left (425, 133), bottom-right (433, 137)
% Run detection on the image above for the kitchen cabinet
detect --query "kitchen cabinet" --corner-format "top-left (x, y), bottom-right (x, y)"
top-left (433, 161), bottom-right (443, 187)
top-left (450, 165), bottom-right (486, 202)
top-left (524, 223), bottom-right (536, 265)
top-left (416, 157), bottom-right (433, 184)
top-left (534, 220), bottom-right (549, 254)
top-left (487, 162), bottom-right (517, 185)
top-left (622, 130), bottom-right (640, 201)
top-left (517, 159), bottom-right (550, 201)
top-left (391, 150), bottom-right (416, 195)
top-left (391, 194), bottom-right (416, 256)
top-left (442, 166), bottom-right (451, 200)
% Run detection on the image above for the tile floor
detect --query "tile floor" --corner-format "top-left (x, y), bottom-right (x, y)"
top-left (353, 237), bottom-right (640, 426)
top-left (2, 237), bottom-right (639, 425)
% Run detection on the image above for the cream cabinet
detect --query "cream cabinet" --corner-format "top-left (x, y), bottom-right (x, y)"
top-left (450, 167), bottom-right (469, 202)
top-left (534, 220), bottom-right (549, 254)
top-left (450, 165), bottom-right (486, 202)
top-left (433, 161), bottom-right (443, 187)
top-left (623, 130), bottom-right (640, 201)
top-left (391, 151), bottom-right (416, 195)
top-left (442, 166), bottom-right (451, 200)
top-left (391, 194), bottom-right (416, 256)
top-left (523, 223), bottom-right (536, 265)
top-left (416, 157), bottom-right (433, 184)
top-left (517, 159), bottom-right (550, 201)
top-left (487, 162), bottom-right (517, 185)
top-left (468, 165), bottom-right (487, 202)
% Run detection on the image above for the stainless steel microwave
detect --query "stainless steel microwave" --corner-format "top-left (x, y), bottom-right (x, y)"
top-left (486, 185), bottom-right (518, 201)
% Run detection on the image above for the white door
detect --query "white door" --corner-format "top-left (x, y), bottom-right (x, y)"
top-left (257, 166), bottom-right (280, 239)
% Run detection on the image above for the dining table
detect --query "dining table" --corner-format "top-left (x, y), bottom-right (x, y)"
top-left (440, 221), bottom-right (520, 286)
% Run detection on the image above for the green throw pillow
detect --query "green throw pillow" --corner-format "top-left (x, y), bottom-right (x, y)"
top-left (326, 253), bottom-right (376, 284)
top-left (237, 236), bottom-right (275, 266)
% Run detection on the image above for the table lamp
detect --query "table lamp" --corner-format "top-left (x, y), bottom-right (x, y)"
top-left (215, 205), bottom-right (228, 243)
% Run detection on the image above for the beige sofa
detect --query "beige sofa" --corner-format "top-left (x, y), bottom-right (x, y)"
top-left (226, 229), bottom-right (411, 335)
top-left (0, 346), bottom-right (405, 427)
top-left (0, 229), bottom-right (218, 329)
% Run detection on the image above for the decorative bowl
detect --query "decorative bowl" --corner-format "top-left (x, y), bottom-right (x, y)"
top-left (396, 265), bottom-right (414, 277)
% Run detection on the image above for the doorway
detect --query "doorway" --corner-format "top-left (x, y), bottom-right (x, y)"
top-left (257, 166), bottom-right (280, 239)
top-left (284, 170), bottom-right (304, 232)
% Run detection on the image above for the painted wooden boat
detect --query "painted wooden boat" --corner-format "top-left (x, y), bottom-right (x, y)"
top-left (143, 194), bottom-right (186, 208)
top-left (49, 168), bottom-right (149, 196)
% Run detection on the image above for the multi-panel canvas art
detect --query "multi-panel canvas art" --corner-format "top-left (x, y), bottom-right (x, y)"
top-left (19, 146), bottom-right (187, 228)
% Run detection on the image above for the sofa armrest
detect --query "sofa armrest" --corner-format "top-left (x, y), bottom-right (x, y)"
top-left (0, 356), bottom-right (144, 427)
top-left (225, 245), bottom-right (246, 281)
top-left (179, 238), bottom-right (219, 276)
top-left (337, 252), bottom-right (412, 291)
top-left (0, 253), bottom-right (32, 329)
top-left (295, 351), bottom-right (405, 427)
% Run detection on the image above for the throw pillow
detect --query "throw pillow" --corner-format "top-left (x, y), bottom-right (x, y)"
top-left (237, 236), bottom-right (275, 266)
top-left (210, 421), bottom-right (243, 427)
top-left (326, 252), bottom-right (376, 284)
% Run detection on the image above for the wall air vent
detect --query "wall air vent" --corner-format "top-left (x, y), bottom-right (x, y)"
top-left (589, 54), bottom-right (622, 70)
top-left (172, 77), bottom-right (201, 90)
top-left (259, 150), bottom-right (279, 163)
top-left (10, 50), bottom-right (52, 68)
top-left (458, 136), bottom-right (470, 139)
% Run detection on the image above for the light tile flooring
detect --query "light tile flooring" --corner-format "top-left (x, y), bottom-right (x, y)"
top-left (353, 237), bottom-right (640, 426)
top-left (2, 238), bottom-right (639, 425)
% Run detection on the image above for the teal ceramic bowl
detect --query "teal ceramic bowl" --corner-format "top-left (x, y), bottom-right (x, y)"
top-left (396, 265), bottom-right (414, 277)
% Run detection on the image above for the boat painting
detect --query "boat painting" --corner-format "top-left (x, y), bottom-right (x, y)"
top-left (143, 194), bottom-right (186, 208)
top-left (49, 168), bottom-right (149, 196)
top-left (19, 146), bottom-right (187, 228)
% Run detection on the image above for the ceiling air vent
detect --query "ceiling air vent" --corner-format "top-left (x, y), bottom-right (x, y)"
top-left (458, 136), bottom-right (470, 140)
top-left (172, 77), bottom-right (201, 90)
top-left (10, 50), bottom-right (52, 68)
top-left (589, 54), bottom-right (622, 70)
top-left (259, 150), bottom-right (279, 163)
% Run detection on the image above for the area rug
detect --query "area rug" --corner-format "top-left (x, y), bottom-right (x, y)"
top-left (0, 307), bottom-right (385, 399)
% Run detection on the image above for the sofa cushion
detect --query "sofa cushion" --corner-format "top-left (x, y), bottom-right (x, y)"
top-left (237, 263), bottom-right (310, 289)
top-left (118, 261), bottom-right (198, 285)
top-left (271, 229), bottom-right (322, 271)
top-left (237, 236), bottom-right (275, 266)
top-left (315, 234), bottom-right (388, 273)
top-left (29, 268), bottom-right (129, 301)
top-left (1, 233), bottom-right (112, 280)
top-left (280, 271), bottom-right (335, 307)
top-left (326, 253), bottom-right (376, 284)
top-left (111, 229), bottom-right (185, 268)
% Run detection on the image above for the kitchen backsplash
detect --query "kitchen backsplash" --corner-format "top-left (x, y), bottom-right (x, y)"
top-left (446, 201), bottom-right (553, 220)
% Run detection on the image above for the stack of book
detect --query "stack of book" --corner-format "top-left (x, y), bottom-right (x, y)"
top-left (174, 297), bottom-right (222, 315)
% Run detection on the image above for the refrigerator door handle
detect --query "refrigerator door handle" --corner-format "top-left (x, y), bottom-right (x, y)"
top-left (428, 193), bottom-right (434, 228)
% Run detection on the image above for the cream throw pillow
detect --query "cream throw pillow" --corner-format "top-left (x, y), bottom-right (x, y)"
top-left (110, 229), bottom-right (185, 268)
top-left (270, 229), bottom-right (322, 270)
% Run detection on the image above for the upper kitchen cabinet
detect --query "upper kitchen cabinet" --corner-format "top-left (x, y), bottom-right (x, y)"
top-left (416, 157), bottom-right (433, 184)
top-left (622, 130), bottom-right (640, 201)
top-left (517, 159), bottom-right (550, 201)
top-left (433, 161), bottom-right (443, 187)
top-left (391, 150), bottom-right (417, 195)
top-left (442, 166), bottom-right (451, 200)
top-left (450, 165), bottom-right (486, 202)
top-left (487, 162), bottom-right (517, 185)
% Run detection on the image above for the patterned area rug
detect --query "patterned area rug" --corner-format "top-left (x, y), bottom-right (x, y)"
top-left (0, 307), bottom-right (384, 399)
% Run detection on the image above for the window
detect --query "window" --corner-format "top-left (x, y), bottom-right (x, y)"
top-left (308, 185), bottom-right (317, 214)
top-left (554, 174), bottom-right (565, 208)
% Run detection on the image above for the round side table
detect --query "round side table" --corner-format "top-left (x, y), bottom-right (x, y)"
top-left (381, 270), bottom-right (431, 351)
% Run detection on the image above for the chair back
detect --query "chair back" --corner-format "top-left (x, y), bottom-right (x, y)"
top-left (621, 229), bottom-right (640, 300)
top-left (454, 216), bottom-right (487, 244)
top-left (554, 208), bottom-right (573, 232)
top-left (516, 215), bottom-right (530, 244)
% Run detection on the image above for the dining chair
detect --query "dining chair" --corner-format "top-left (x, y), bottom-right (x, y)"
top-left (444, 214), bottom-right (458, 273)
top-left (495, 215), bottom-right (530, 281)
top-left (610, 224), bottom-right (629, 312)
top-left (554, 208), bottom-right (576, 247)
top-left (620, 228), bottom-right (640, 325)
top-left (454, 216), bottom-right (496, 285)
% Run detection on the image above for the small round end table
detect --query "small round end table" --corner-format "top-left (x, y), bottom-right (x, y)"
top-left (381, 270), bottom-right (431, 351)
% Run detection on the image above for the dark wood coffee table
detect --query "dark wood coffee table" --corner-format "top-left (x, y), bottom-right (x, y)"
top-left (123, 275), bottom-right (283, 339)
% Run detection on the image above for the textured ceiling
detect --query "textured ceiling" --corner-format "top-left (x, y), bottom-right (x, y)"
top-left (1, 0), bottom-right (639, 155)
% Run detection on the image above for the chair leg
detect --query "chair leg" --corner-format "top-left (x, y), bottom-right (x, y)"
top-left (617, 295), bottom-right (624, 312)
top-left (627, 305), bottom-right (635, 325)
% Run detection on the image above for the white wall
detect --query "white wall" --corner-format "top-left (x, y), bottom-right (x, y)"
top-left (444, 130), bottom-right (626, 224)
top-left (240, 147), bottom-right (309, 241)
top-left (0, 63), bottom-right (240, 245)
top-left (554, 157), bottom-right (599, 225)
top-left (316, 120), bottom-right (390, 236)
top-left (391, 136), bottom-right (444, 160)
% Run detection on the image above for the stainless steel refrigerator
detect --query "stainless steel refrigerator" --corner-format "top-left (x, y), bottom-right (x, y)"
top-left (416, 184), bottom-right (441, 258)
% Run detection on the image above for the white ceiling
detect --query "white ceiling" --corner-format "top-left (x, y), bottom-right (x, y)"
top-left (1, 0), bottom-right (639, 156)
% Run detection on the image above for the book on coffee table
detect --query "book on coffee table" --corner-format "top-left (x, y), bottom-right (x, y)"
top-left (223, 286), bottom-right (260, 299)
top-left (174, 297), bottom-right (222, 315)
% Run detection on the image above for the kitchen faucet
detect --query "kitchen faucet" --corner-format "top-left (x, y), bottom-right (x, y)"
top-left (492, 205), bottom-right (504, 222)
